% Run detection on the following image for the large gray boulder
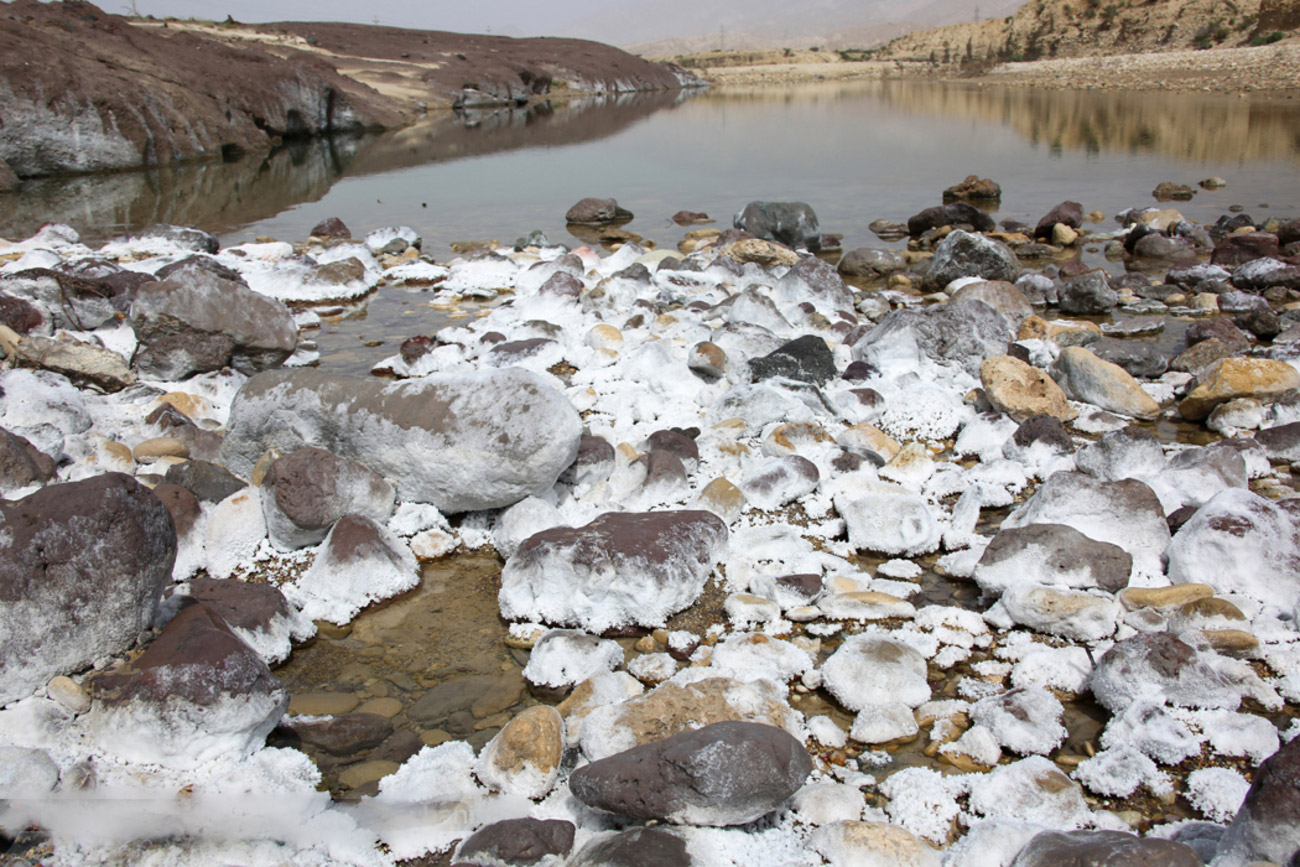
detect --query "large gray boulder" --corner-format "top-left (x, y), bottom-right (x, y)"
top-left (130, 270), bottom-right (297, 379)
top-left (921, 230), bottom-right (1022, 292)
top-left (733, 201), bottom-right (821, 252)
top-left (0, 473), bottom-right (175, 705)
top-left (221, 368), bottom-right (581, 512)
top-left (850, 299), bottom-right (1012, 379)
top-left (569, 721), bottom-right (812, 826)
top-left (499, 510), bottom-right (728, 633)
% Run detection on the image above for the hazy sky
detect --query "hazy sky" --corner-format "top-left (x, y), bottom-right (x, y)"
top-left (121, 1), bottom-right (631, 39)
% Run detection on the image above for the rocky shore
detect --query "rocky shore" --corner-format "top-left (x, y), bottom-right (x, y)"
top-left (1, 185), bottom-right (1300, 866)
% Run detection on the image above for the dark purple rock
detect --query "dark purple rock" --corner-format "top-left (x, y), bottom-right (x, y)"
top-left (1034, 201), bottom-right (1084, 239)
top-left (151, 482), bottom-right (202, 537)
top-left (1009, 829), bottom-right (1204, 866)
top-left (399, 335), bottom-right (435, 364)
top-left (1171, 338), bottom-right (1239, 376)
top-left (488, 337), bottom-right (557, 365)
top-left (569, 721), bottom-right (811, 826)
top-left (1, 268), bottom-right (124, 330)
top-left (288, 712), bottom-right (393, 756)
top-left (1059, 270), bottom-right (1119, 314)
top-left (906, 202), bottom-right (996, 236)
top-left (1213, 735), bottom-right (1300, 866)
top-left (1236, 308), bottom-right (1283, 339)
top-left (841, 361), bottom-right (873, 382)
top-left (561, 435), bottom-right (616, 486)
top-left (0, 473), bottom-right (175, 704)
top-left (1256, 421), bottom-right (1300, 462)
top-left (748, 334), bottom-right (836, 385)
top-left (775, 573), bottom-right (824, 604)
top-left (309, 217), bottom-right (351, 240)
top-left (538, 271), bottom-right (583, 298)
top-left (1212, 232), bottom-right (1281, 268)
top-left (645, 429), bottom-right (700, 471)
top-left (163, 459), bottom-right (247, 504)
top-left (0, 426), bottom-right (56, 490)
top-left (263, 446), bottom-right (395, 549)
top-left (1133, 233), bottom-right (1197, 260)
top-left (92, 600), bottom-right (281, 710)
top-left (455, 817), bottom-right (576, 866)
top-left (568, 827), bottom-right (691, 867)
top-left (180, 577), bottom-right (297, 638)
top-left (1186, 317), bottom-right (1251, 350)
top-left (0, 293), bottom-right (44, 334)
top-left (320, 514), bottom-right (406, 567)
top-left (1011, 415), bottom-right (1073, 453)
top-left (566, 198), bottom-right (632, 225)
top-left (638, 449), bottom-right (688, 490)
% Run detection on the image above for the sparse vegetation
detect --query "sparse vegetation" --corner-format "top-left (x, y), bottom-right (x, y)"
top-left (1249, 30), bottom-right (1285, 45)
top-left (1192, 18), bottom-right (1230, 49)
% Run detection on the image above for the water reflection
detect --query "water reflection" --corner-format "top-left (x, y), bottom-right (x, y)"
top-left (0, 90), bottom-right (693, 245)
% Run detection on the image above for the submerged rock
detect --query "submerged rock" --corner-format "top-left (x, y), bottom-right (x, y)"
top-left (569, 720), bottom-right (812, 826)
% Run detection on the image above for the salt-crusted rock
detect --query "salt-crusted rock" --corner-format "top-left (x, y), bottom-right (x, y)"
top-left (772, 257), bottom-right (855, 316)
top-left (0, 746), bottom-right (60, 797)
top-left (523, 629), bottom-right (624, 690)
top-left (568, 827), bottom-right (691, 867)
top-left (569, 720), bottom-right (811, 826)
top-left (740, 455), bottom-right (819, 510)
top-left (499, 511), bottom-right (727, 633)
top-left (850, 299), bottom-right (1012, 379)
top-left (1166, 488), bottom-right (1300, 611)
top-left (1090, 632), bottom-right (1242, 713)
top-left (261, 446), bottom-right (396, 550)
top-left (1050, 347), bottom-right (1161, 421)
top-left (0, 473), bottom-right (175, 704)
top-left (1255, 420), bottom-right (1300, 461)
top-left (493, 496), bottom-right (565, 559)
top-left (475, 705), bottom-right (564, 800)
top-left (733, 200), bottom-right (821, 252)
top-left (172, 577), bottom-right (312, 665)
top-left (951, 280), bottom-right (1033, 331)
top-left (1073, 426), bottom-right (1167, 481)
top-left (1, 332), bottom-right (135, 393)
top-left (86, 601), bottom-right (287, 769)
top-left (973, 523), bottom-right (1132, 597)
top-left (222, 367), bottom-right (581, 512)
top-left (922, 230), bottom-right (1022, 292)
top-left (131, 271), bottom-right (297, 379)
top-left (1212, 735), bottom-right (1300, 867)
top-left (560, 435), bottom-right (616, 487)
top-left (834, 478), bottom-right (941, 557)
top-left (1001, 472), bottom-right (1169, 581)
top-left (967, 757), bottom-right (1090, 829)
top-left (1179, 358), bottom-right (1300, 421)
top-left (849, 702), bottom-right (920, 744)
top-left (454, 818), bottom-right (576, 867)
top-left (822, 634), bottom-right (930, 711)
top-left (811, 821), bottom-right (941, 867)
top-left (288, 514), bottom-right (418, 626)
top-left (971, 687), bottom-right (1067, 756)
top-left (577, 677), bottom-right (800, 761)
top-left (1009, 830), bottom-right (1203, 867)
top-left (988, 584), bottom-right (1120, 642)
top-left (0, 368), bottom-right (91, 461)
top-left (980, 355), bottom-right (1077, 422)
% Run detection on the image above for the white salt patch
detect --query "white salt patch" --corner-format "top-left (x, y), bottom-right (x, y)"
top-left (204, 488), bottom-right (268, 580)
top-left (971, 687), bottom-right (1066, 756)
top-left (850, 702), bottom-right (919, 744)
top-left (627, 653), bottom-right (677, 684)
top-left (1100, 698), bottom-right (1203, 765)
top-left (878, 559), bottom-right (923, 579)
top-left (1010, 645), bottom-right (1093, 694)
top-left (709, 633), bottom-right (814, 684)
top-left (878, 767), bottom-right (966, 844)
top-left (387, 502), bottom-right (449, 537)
top-left (523, 630), bottom-right (624, 690)
top-left (1185, 767), bottom-right (1250, 823)
top-left (967, 756), bottom-right (1090, 829)
top-left (807, 715), bottom-right (848, 749)
top-left (793, 781), bottom-right (867, 825)
top-left (1074, 745), bottom-right (1171, 798)
top-left (1171, 709), bottom-right (1280, 763)
top-left (939, 724), bottom-right (1002, 768)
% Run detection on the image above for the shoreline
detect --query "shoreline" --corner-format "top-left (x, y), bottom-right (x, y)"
top-left (684, 42), bottom-right (1300, 98)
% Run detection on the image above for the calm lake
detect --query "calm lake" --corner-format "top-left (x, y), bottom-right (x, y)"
top-left (3, 79), bottom-right (1299, 370)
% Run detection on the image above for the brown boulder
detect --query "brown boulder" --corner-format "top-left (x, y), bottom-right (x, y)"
top-left (1179, 358), bottom-right (1300, 421)
top-left (944, 175), bottom-right (1002, 201)
top-left (980, 355), bottom-right (1077, 422)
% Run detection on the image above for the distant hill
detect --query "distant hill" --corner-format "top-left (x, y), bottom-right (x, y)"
top-left (877, 0), bottom-right (1299, 65)
top-left (555, 0), bottom-right (1027, 55)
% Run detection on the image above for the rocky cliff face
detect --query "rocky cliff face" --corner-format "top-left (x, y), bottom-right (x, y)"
top-left (879, 0), bottom-right (1296, 66)
top-left (0, 1), bottom-right (411, 178)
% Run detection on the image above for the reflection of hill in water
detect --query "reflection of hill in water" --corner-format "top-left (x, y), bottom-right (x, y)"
top-left (0, 91), bottom-right (691, 244)
top-left (880, 82), bottom-right (1300, 163)
top-left (706, 81), bottom-right (1300, 164)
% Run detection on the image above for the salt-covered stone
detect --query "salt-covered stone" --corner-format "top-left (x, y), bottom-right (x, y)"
top-left (475, 705), bottom-right (564, 800)
top-left (822, 634), bottom-right (930, 711)
top-left (973, 523), bottom-right (1132, 597)
top-left (288, 514), bottom-right (418, 626)
top-left (523, 629), bottom-right (624, 690)
top-left (222, 367), bottom-right (581, 512)
top-left (970, 687), bottom-right (1067, 756)
top-left (261, 446), bottom-right (395, 550)
top-left (500, 510), bottom-right (727, 633)
top-left (811, 820), bottom-right (941, 867)
top-left (835, 478), bottom-right (941, 557)
top-left (1091, 632), bottom-right (1242, 713)
top-left (988, 584), bottom-right (1120, 642)
top-left (1009, 830), bottom-right (1202, 866)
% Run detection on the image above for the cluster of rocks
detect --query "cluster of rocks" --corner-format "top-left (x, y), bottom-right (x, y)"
top-left (1, 184), bottom-right (1299, 866)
